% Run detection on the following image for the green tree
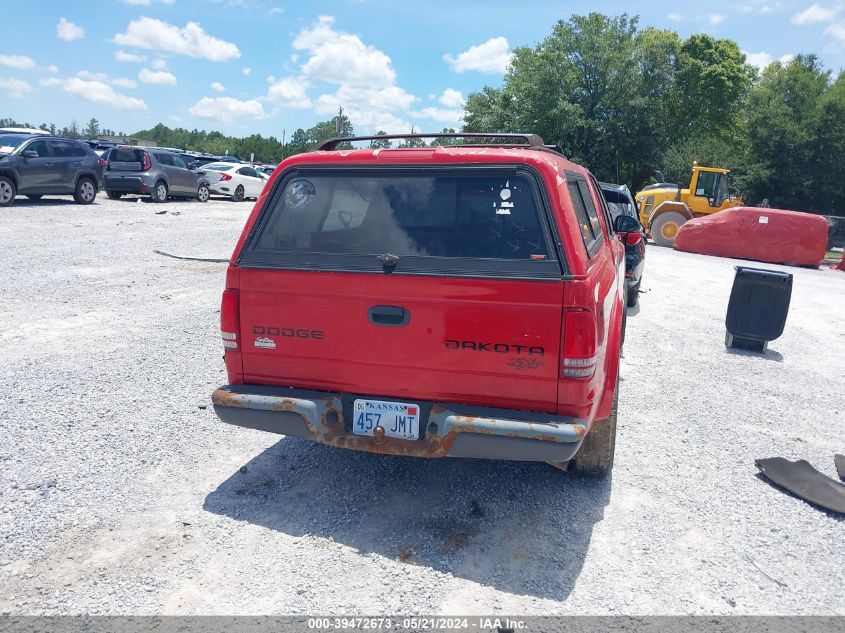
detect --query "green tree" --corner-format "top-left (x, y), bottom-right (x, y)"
top-left (746, 55), bottom-right (830, 211)
top-left (463, 13), bottom-right (758, 193)
top-left (84, 118), bottom-right (100, 138)
top-left (813, 73), bottom-right (845, 215)
top-left (668, 35), bottom-right (753, 139)
top-left (369, 130), bottom-right (392, 149)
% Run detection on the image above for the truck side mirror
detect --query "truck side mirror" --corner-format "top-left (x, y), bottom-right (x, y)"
top-left (613, 214), bottom-right (640, 235)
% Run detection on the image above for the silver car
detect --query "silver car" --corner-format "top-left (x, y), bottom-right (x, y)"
top-left (104, 147), bottom-right (210, 203)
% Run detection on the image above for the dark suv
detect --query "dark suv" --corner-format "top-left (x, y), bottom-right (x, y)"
top-left (0, 135), bottom-right (105, 206)
top-left (104, 147), bottom-right (211, 203)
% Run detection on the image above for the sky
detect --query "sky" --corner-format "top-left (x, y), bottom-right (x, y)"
top-left (1, 0), bottom-right (844, 139)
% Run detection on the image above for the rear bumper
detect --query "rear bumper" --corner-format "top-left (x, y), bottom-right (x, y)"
top-left (104, 175), bottom-right (152, 193)
top-left (209, 184), bottom-right (231, 195)
top-left (212, 384), bottom-right (587, 462)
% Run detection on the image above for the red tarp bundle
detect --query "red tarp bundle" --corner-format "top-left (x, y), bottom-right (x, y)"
top-left (673, 206), bottom-right (829, 268)
top-left (836, 251), bottom-right (845, 272)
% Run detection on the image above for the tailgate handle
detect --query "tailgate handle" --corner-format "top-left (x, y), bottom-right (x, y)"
top-left (369, 305), bottom-right (410, 327)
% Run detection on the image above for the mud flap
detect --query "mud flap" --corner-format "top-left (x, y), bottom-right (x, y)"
top-left (756, 457), bottom-right (845, 514)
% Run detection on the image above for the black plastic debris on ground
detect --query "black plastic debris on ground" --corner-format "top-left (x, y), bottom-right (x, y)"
top-left (835, 454), bottom-right (845, 482)
top-left (725, 266), bottom-right (792, 352)
top-left (756, 457), bottom-right (845, 514)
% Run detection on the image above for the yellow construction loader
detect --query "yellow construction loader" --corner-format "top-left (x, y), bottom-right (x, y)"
top-left (635, 162), bottom-right (744, 246)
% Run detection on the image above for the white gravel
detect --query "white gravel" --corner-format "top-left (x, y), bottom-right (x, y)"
top-left (0, 194), bottom-right (843, 616)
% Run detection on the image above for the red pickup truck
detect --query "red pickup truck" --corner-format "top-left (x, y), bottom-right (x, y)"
top-left (212, 133), bottom-right (627, 475)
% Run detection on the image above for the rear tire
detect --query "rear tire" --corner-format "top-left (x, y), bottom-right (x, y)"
top-left (572, 374), bottom-right (618, 476)
top-left (73, 177), bottom-right (97, 205)
top-left (627, 281), bottom-right (640, 307)
top-left (152, 181), bottom-right (168, 203)
top-left (232, 185), bottom-right (245, 202)
top-left (27, 194), bottom-right (43, 200)
top-left (651, 211), bottom-right (687, 247)
top-left (197, 184), bottom-right (209, 203)
top-left (0, 176), bottom-right (16, 206)
top-left (106, 191), bottom-right (123, 200)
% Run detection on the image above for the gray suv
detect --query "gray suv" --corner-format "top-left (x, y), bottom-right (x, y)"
top-left (104, 147), bottom-right (210, 203)
top-left (0, 134), bottom-right (104, 206)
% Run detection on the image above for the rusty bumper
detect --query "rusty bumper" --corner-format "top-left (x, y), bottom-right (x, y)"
top-left (211, 385), bottom-right (587, 462)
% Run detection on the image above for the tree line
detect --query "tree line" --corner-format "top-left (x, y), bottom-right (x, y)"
top-left (462, 13), bottom-right (845, 217)
top-left (4, 12), bottom-right (843, 215)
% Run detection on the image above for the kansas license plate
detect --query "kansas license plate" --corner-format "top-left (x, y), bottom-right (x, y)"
top-left (352, 399), bottom-right (420, 441)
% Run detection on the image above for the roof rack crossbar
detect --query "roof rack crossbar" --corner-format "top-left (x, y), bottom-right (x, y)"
top-left (316, 132), bottom-right (545, 151)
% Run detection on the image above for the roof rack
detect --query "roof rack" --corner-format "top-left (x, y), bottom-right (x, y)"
top-left (316, 132), bottom-right (545, 151)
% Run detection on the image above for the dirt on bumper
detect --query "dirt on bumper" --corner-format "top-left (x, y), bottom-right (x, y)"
top-left (211, 385), bottom-right (587, 461)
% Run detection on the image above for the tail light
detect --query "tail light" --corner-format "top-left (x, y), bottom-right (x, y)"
top-left (98, 158), bottom-right (106, 168)
top-left (562, 310), bottom-right (597, 378)
top-left (219, 173), bottom-right (232, 181)
top-left (141, 151), bottom-right (152, 171)
top-left (619, 231), bottom-right (643, 246)
top-left (220, 289), bottom-right (240, 351)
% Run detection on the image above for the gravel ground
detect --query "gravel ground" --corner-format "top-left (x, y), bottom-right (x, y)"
top-left (0, 194), bottom-right (843, 616)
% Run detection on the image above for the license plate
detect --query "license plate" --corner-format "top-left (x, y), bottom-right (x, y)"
top-left (352, 399), bottom-right (420, 441)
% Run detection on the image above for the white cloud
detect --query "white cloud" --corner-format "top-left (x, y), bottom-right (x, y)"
top-left (210, 81), bottom-right (226, 92)
top-left (412, 107), bottom-right (464, 127)
top-left (77, 70), bottom-right (109, 82)
top-left (113, 17), bottom-right (241, 62)
top-left (115, 50), bottom-right (146, 63)
top-left (438, 88), bottom-right (464, 108)
top-left (242, 67), bottom-right (252, 75)
top-left (667, 12), bottom-right (684, 21)
top-left (76, 70), bottom-right (139, 89)
top-left (443, 37), bottom-right (513, 74)
top-left (274, 16), bottom-right (424, 133)
top-left (0, 77), bottom-right (32, 98)
top-left (791, 3), bottom-right (841, 24)
top-left (0, 54), bottom-right (35, 70)
top-left (41, 77), bottom-right (146, 110)
top-left (825, 21), bottom-right (845, 39)
top-left (293, 15), bottom-right (396, 86)
top-left (708, 13), bottom-right (726, 26)
top-left (139, 68), bottom-right (177, 85)
top-left (266, 76), bottom-right (311, 108)
top-left (744, 51), bottom-right (794, 69)
top-left (314, 85), bottom-right (417, 133)
top-left (47, 65), bottom-right (59, 73)
top-left (740, 1), bottom-right (783, 13)
top-left (152, 58), bottom-right (168, 69)
top-left (112, 77), bottom-right (138, 89)
top-left (189, 96), bottom-right (265, 123)
top-left (744, 51), bottom-right (774, 68)
top-left (315, 85), bottom-right (417, 118)
top-left (57, 18), bottom-right (85, 42)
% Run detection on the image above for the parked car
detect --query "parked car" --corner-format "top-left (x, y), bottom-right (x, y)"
top-left (600, 182), bottom-right (646, 307)
top-left (201, 162), bottom-right (267, 201)
top-left (215, 156), bottom-right (242, 163)
top-left (0, 135), bottom-right (104, 206)
top-left (103, 147), bottom-right (210, 203)
top-left (181, 153), bottom-right (218, 170)
top-left (210, 132), bottom-right (628, 476)
top-left (0, 127), bottom-right (50, 136)
top-left (256, 164), bottom-right (277, 176)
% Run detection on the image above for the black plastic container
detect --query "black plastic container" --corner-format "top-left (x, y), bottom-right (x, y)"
top-left (725, 266), bottom-right (793, 352)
